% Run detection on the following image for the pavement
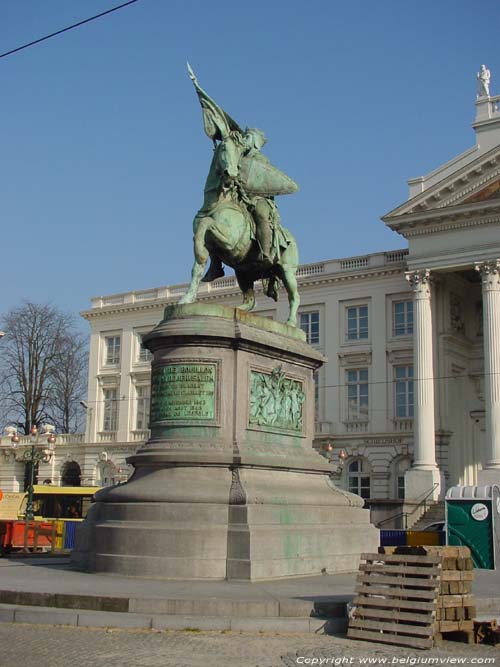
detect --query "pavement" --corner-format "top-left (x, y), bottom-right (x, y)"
top-left (0, 557), bottom-right (498, 667)
top-left (0, 556), bottom-right (498, 633)
top-left (0, 624), bottom-right (498, 667)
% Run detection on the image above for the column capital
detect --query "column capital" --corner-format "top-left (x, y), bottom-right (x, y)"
top-left (475, 260), bottom-right (500, 290)
top-left (405, 269), bottom-right (432, 298)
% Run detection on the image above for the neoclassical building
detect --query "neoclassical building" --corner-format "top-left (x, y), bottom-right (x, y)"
top-left (2, 73), bottom-right (500, 528)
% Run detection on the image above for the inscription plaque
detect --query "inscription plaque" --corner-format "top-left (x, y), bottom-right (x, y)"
top-left (150, 362), bottom-right (216, 422)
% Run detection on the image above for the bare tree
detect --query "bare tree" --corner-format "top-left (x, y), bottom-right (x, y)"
top-left (0, 301), bottom-right (88, 434)
top-left (48, 332), bottom-right (88, 433)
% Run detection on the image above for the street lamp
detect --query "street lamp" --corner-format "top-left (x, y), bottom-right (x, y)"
top-left (323, 442), bottom-right (348, 473)
top-left (5, 424), bottom-right (57, 520)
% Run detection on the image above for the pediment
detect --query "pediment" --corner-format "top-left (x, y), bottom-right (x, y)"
top-left (463, 178), bottom-right (500, 204)
top-left (383, 144), bottom-right (500, 222)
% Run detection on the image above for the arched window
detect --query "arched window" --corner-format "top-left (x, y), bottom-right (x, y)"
top-left (347, 458), bottom-right (371, 499)
top-left (61, 461), bottom-right (81, 487)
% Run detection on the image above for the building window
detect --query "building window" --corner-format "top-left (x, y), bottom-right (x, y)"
top-left (346, 369), bottom-right (369, 421)
top-left (394, 365), bottom-right (414, 418)
top-left (104, 335), bottom-right (121, 366)
top-left (348, 459), bottom-right (371, 499)
top-left (397, 474), bottom-right (405, 500)
top-left (393, 301), bottom-right (413, 337)
top-left (346, 305), bottom-right (368, 341)
top-left (102, 388), bottom-right (118, 431)
top-left (394, 457), bottom-right (411, 500)
top-left (137, 339), bottom-right (152, 363)
top-left (135, 385), bottom-right (150, 430)
top-left (299, 311), bottom-right (320, 345)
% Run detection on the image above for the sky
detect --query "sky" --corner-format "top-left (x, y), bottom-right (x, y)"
top-left (1, 0), bottom-right (499, 324)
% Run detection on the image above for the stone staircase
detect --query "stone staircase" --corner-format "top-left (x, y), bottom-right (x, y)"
top-left (410, 501), bottom-right (445, 531)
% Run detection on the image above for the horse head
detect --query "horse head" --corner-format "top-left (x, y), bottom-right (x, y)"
top-left (217, 132), bottom-right (244, 181)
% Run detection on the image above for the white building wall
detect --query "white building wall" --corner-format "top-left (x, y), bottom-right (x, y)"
top-left (78, 252), bottom-right (422, 502)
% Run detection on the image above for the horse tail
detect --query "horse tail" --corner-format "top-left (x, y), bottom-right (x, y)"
top-left (263, 274), bottom-right (280, 302)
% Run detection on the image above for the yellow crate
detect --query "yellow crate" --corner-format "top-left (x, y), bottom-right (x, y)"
top-left (407, 530), bottom-right (441, 546)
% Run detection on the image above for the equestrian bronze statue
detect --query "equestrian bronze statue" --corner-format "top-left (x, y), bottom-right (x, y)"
top-left (179, 65), bottom-right (301, 327)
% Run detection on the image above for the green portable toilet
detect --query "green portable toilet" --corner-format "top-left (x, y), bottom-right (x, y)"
top-left (445, 485), bottom-right (500, 569)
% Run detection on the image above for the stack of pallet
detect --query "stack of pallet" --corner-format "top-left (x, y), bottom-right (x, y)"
top-left (347, 546), bottom-right (477, 649)
top-left (435, 547), bottom-right (475, 644)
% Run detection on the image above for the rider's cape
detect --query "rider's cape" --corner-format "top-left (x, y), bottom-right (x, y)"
top-left (239, 153), bottom-right (299, 197)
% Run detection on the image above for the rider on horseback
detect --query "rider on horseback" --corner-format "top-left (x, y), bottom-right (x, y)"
top-left (202, 127), bottom-right (280, 282)
top-left (181, 66), bottom-right (301, 326)
top-left (187, 64), bottom-right (296, 283)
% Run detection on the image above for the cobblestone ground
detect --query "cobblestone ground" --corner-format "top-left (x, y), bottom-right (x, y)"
top-left (0, 624), bottom-right (498, 667)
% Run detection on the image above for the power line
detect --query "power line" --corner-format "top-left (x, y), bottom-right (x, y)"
top-left (0, 0), bottom-right (142, 60)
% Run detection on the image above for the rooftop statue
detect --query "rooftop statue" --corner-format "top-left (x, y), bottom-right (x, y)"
top-left (179, 65), bottom-right (301, 327)
top-left (477, 64), bottom-right (491, 98)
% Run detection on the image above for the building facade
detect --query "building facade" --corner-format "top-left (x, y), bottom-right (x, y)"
top-left (2, 74), bottom-right (500, 528)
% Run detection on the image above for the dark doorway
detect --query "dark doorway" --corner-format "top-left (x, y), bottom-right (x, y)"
top-left (61, 461), bottom-right (81, 487)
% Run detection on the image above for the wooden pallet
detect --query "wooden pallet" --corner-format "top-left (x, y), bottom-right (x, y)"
top-left (347, 552), bottom-right (441, 649)
top-left (348, 547), bottom-right (478, 648)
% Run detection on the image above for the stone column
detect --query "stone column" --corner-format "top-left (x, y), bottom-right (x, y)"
top-left (117, 326), bottom-right (134, 443)
top-left (475, 260), bottom-right (500, 484)
top-left (404, 270), bottom-right (441, 501)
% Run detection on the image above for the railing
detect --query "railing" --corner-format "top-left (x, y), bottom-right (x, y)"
top-left (385, 249), bottom-right (409, 264)
top-left (96, 432), bottom-right (117, 443)
top-left (53, 433), bottom-right (85, 445)
top-left (344, 420), bottom-right (369, 433)
top-left (134, 290), bottom-right (158, 301)
top-left (375, 482), bottom-right (440, 529)
top-left (168, 286), bottom-right (187, 296)
top-left (315, 421), bottom-right (333, 434)
top-left (210, 276), bottom-right (237, 289)
top-left (130, 429), bottom-right (150, 442)
top-left (393, 419), bottom-right (414, 433)
top-left (0, 433), bottom-right (85, 447)
top-left (340, 257), bottom-right (369, 271)
top-left (297, 262), bottom-right (325, 277)
top-left (90, 249), bottom-right (410, 310)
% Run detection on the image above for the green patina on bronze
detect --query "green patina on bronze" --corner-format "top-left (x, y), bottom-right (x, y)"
top-left (150, 363), bottom-right (216, 422)
top-left (162, 303), bottom-right (306, 342)
top-left (249, 366), bottom-right (305, 432)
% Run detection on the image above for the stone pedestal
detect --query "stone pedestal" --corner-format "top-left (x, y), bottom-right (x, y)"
top-left (72, 304), bottom-right (378, 580)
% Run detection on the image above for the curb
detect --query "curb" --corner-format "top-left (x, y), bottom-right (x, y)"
top-left (0, 604), bottom-right (347, 634)
top-left (0, 589), bottom-right (349, 619)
